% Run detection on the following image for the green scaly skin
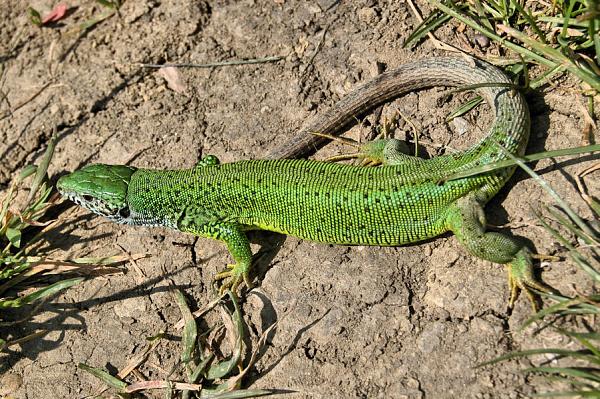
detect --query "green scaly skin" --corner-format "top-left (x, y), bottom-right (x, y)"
top-left (56, 57), bottom-right (557, 309)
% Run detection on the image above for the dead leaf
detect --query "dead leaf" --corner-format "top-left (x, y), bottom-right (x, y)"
top-left (157, 67), bottom-right (187, 94)
top-left (295, 36), bottom-right (310, 57)
top-left (42, 3), bottom-right (68, 24)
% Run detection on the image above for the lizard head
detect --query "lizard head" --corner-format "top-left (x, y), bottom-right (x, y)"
top-left (57, 164), bottom-right (137, 223)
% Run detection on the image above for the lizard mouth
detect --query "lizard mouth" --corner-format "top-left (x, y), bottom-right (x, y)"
top-left (58, 189), bottom-right (120, 219)
top-left (58, 189), bottom-right (156, 227)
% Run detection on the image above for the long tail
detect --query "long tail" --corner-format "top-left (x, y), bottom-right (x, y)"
top-left (267, 56), bottom-right (529, 165)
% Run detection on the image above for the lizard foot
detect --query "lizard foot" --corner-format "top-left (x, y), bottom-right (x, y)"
top-left (506, 249), bottom-right (558, 312)
top-left (323, 138), bottom-right (414, 166)
top-left (308, 131), bottom-right (419, 166)
top-left (214, 263), bottom-right (253, 295)
top-left (308, 131), bottom-right (390, 166)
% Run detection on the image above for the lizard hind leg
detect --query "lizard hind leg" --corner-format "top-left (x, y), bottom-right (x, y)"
top-left (445, 194), bottom-right (558, 311)
top-left (311, 130), bottom-right (422, 167)
top-left (359, 138), bottom-right (424, 166)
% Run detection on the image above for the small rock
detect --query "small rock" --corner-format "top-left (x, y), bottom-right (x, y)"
top-left (358, 7), bottom-right (379, 24)
top-left (451, 116), bottom-right (471, 136)
top-left (417, 322), bottom-right (445, 353)
top-left (472, 33), bottom-right (490, 48)
top-left (123, 0), bottom-right (150, 24)
top-left (0, 373), bottom-right (23, 396)
top-left (423, 245), bottom-right (432, 257)
top-left (114, 296), bottom-right (147, 319)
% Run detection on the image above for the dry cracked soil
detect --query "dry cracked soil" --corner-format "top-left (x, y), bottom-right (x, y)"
top-left (0, 1), bottom-right (598, 398)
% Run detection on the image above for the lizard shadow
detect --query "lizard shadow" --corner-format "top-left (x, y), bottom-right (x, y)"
top-left (242, 290), bottom-right (331, 386)
top-left (0, 98), bottom-right (54, 180)
top-left (0, 298), bottom-right (88, 375)
top-left (245, 230), bottom-right (288, 288)
top-left (220, 231), bottom-right (335, 384)
top-left (25, 206), bottom-right (114, 253)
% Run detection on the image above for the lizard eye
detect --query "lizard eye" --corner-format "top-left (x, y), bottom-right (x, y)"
top-left (118, 207), bottom-right (130, 219)
top-left (82, 195), bottom-right (93, 202)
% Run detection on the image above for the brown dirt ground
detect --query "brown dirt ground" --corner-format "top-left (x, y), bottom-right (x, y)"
top-left (1, 1), bottom-right (598, 398)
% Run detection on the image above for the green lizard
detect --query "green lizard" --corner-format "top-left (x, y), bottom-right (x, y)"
top-left (57, 57), bottom-right (556, 309)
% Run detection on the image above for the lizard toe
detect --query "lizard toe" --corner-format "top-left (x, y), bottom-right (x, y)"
top-left (506, 251), bottom-right (558, 312)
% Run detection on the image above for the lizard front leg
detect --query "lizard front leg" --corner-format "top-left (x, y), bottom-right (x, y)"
top-left (178, 210), bottom-right (253, 294)
top-left (211, 223), bottom-right (254, 293)
top-left (445, 193), bottom-right (557, 310)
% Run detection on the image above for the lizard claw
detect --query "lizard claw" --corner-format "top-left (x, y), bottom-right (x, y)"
top-left (506, 249), bottom-right (559, 312)
top-left (214, 263), bottom-right (253, 295)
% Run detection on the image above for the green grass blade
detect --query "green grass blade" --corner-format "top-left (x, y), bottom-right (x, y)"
top-left (403, 10), bottom-right (452, 48)
top-left (18, 165), bottom-right (38, 183)
top-left (445, 144), bottom-right (600, 180)
top-left (509, 0), bottom-right (547, 44)
top-left (446, 96), bottom-right (483, 121)
top-left (536, 17), bottom-right (588, 28)
top-left (27, 7), bottom-right (42, 26)
top-left (206, 292), bottom-right (245, 381)
top-left (78, 363), bottom-right (128, 390)
top-left (558, 0), bottom-right (577, 48)
top-left (77, 9), bottom-right (117, 32)
top-left (428, 0), bottom-right (557, 68)
top-left (189, 353), bottom-right (214, 383)
top-left (472, 0), bottom-right (495, 31)
top-left (556, 331), bottom-right (600, 342)
top-left (556, 329), bottom-right (600, 360)
top-left (0, 277), bottom-right (83, 308)
top-left (534, 209), bottom-right (599, 282)
top-left (5, 227), bottom-right (21, 248)
top-left (478, 348), bottom-right (600, 367)
top-left (493, 143), bottom-right (598, 240)
top-left (26, 132), bottom-right (57, 206)
top-left (591, 11), bottom-right (600, 64)
top-left (497, 23), bottom-right (600, 92)
top-left (522, 366), bottom-right (600, 383)
top-left (95, 0), bottom-right (121, 9)
top-left (545, 206), bottom-right (597, 248)
top-left (534, 389), bottom-right (600, 397)
top-left (0, 259), bottom-right (29, 280)
top-left (529, 64), bottom-right (566, 89)
top-left (521, 297), bottom-right (597, 329)
top-left (200, 389), bottom-right (274, 398)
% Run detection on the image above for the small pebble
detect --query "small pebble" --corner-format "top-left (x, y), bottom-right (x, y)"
top-left (473, 33), bottom-right (490, 48)
top-left (0, 373), bottom-right (23, 396)
top-left (358, 7), bottom-right (379, 24)
top-left (451, 116), bottom-right (471, 136)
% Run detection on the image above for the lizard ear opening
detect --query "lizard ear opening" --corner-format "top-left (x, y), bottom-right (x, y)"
top-left (118, 206), bottom-right (131, 219)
